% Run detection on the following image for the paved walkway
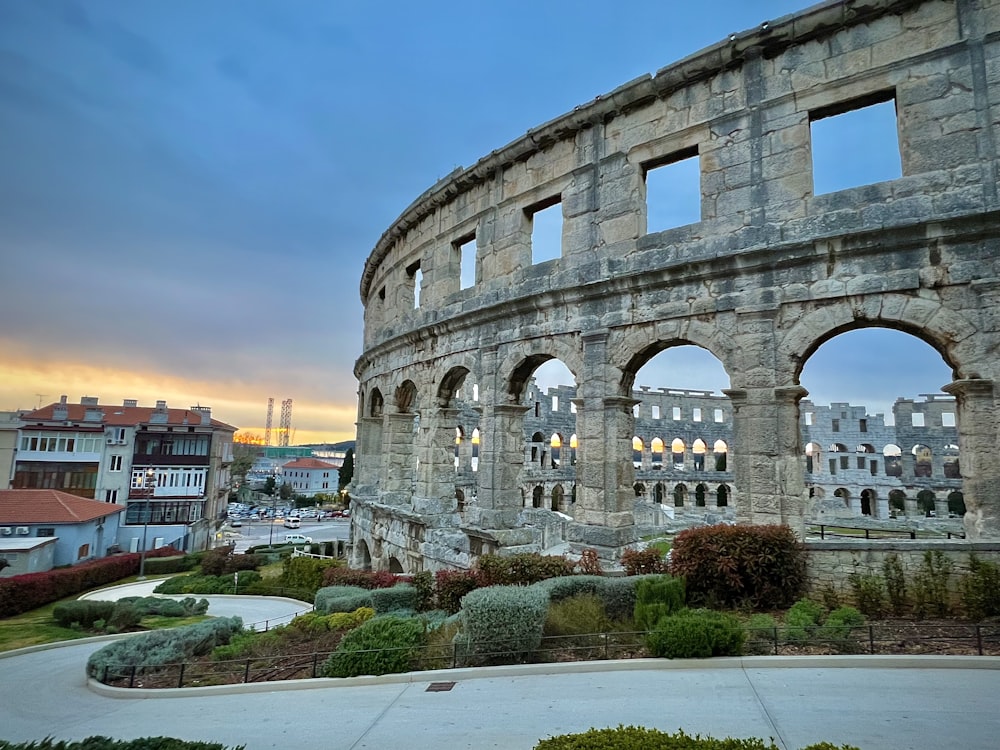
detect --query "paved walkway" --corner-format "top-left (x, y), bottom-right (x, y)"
top-left (2, 583), bottom-right (999, 750)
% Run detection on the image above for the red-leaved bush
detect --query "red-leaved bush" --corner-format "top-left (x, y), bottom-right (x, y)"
top-left (669, 524), bottom-right (805, 610)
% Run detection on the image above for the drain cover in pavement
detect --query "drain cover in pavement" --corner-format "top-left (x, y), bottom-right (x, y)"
top-left (426, 681), bottom-right (456, 692)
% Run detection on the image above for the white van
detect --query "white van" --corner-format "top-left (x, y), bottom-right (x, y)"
top-left (283, 516), bottom-right (301, 529)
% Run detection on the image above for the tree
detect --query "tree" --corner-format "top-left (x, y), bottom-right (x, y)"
top-left (339, 448), bottom-right (354, 490)
top-left (264, 476), bottom-right (276, 497)
top-left (279, 481), bottom-right (294, 502)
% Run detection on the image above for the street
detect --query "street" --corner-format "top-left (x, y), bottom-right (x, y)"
top-left (225, 517), bottom-right (350, 553)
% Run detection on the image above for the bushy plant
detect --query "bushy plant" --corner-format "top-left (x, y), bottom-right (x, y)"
top-left (287, 607), bottom-right (374, 635)
top-left (847, 571), bottom-right (886, 618)
top-left (960, 554), bottom-right (1000, 621)
top-left (314, 585), bottom-right (374, 614)
top-left (154, 571), bottom-right (261, 595)
top-left (882, 553), bottom-right (908, 616)
top-left (646, 609), bottom-right (745, 659)
top-left (816, 606), bottom-right (865, 646)
top-left (435, 569), bottom-right (482, 614)
top-left (370, 583), bottom-right (419, 614)
top-left (321, 567), bottom-right (402, 589)
top-left (458, 584), bottom-right (550, 664)
top-left (52, 600), bottom-right (116, 629)
top-left (633, 575), bottom-right (686, 632)
top-left (0, 738), bottom-right (245, 750)
top-left (275, 556), bottom-right (341, 596)
top-left (106, 602), bottom-right (141, 632)
top-left (785, 599), bottom-right (824, 642)
top-left (599, 575), bottom-right (655, 621)
top-left (670, 524), bottom-right (805, 610)
top-left (87, 617), bottom-right (242, 681)
top-left (408, 570), bottom-right (435, 611)
top-left (199, 545), bottom-right (262, 577)
top-left (912, 550), bottom-right (953, 618)
top-left (543, 593), bottom-right (610, 637)
top-left (321, 615), bottom-right (425, 678)
top-left (474, 553), bottom-right (575, 587)
top-left (576, 548), bottom-right (604, 575)
top-left (620, 547), bottom-right (669, 576)
top-left (743, 613), bottom-right (778, 655)
top-left (535, 726), bottom-right (791, 749)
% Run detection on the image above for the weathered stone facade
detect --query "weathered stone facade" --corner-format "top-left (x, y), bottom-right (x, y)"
top-left (353, 0), bottom-right (1000, 572)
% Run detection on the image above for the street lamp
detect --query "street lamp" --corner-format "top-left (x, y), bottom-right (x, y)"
top-left (137, 467), bottom-right (156, 580)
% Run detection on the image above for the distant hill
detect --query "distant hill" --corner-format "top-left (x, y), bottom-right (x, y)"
top-left (299, 440), bottom-right (355, 452)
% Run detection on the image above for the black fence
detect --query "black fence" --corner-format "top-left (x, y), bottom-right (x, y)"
top-left (809, 524), bottom-right (966, 540)
top-left (97, 623), bottom-right (1000, 690)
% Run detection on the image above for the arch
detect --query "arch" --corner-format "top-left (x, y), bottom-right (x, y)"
top-left (673, 483), bottom-right (687, 507)
top-left (551, 484), bottom-right (564, 511)
top-left (712, 439), bottom-right (728, 471)
top-left (395, 380), bottom-right (417, 413)
top-left (695, 483), bottom-right (707, 507)
top-left (532, 485), bottom-right (544, 508)
top-left (884, 444), bottom-right (902, 477)
top-left (438, 366), bottom-right (471, 407)
top-left (633, 482), bottom-right (646, 498)
top-left (834, 487), bottom-right (850, 509)
top-left (369, 389), bottom-right (384, 418)
top-left (948, 490), bottom-right (966, 517)
top-left (614, 334), bottom-right (734, 397)
top-left (805, 442), bottom-right (823, 473)
top-left (569, 433), bottom-right (578, 465)
top-left (889, 489), bottom-right (906, 514)
top-left (632, 436), bottom-right (644, 467)
top-left (692, 438), bottom-right (707, 471)
top-left (357, 538), bottom-right (372, 571)
top-left (654, 482), bottom-right (665, 504)
top-left (912, 444), bottom-right (933, 478)
top-left (550, 433), bottom-right (563, 468)
top-left (860, 488), bottom-right (877, 517)
top-left (917, 489), bottom-right (937, 516)
top-left (651, 437), bottom-right (664, 466)
top-left (388, 556), bottom-right (404, 574)
top-left (716, 484), bottom-right (729, 507)
top-left (671, 438), bottom-right (686, 469)
top-left (943, 444), bottom-right (960, 479)
top-left (504, 347), bottom-right (581, 404)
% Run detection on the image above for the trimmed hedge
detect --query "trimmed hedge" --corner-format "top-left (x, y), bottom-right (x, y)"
top-left (634, 575), bottom-right (686, 631)
top-left (87, 617), bottom-right (243, 681)
top-left (458, 585), bottom-right (550, 664)
top-left (153, 571), bottom-right (261, 595)
top-left (370, 583), bottom-right (419, 614)
top-left (53, 600), bottom-right (116, 629)
top-left (646, 608), bottom-right (745, 659)
top-left (321, 567), bottom-right (403, 590)
top-left (321, 615), bottom-right (424, 678)
top-left (0, 548), bottom-right (179, 617)
top-left (535, 726), bottom-right (859, 749)
top-left (0, 739), bottom-right (244, 750)
top-left (474, 553), bottom-right (575, 587)
top-left (670, 524), bottom-right (806, 610)
top-left (314, 585), bottom-right (374, 614)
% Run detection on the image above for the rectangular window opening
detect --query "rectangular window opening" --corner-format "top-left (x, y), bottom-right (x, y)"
top-left (455, 233), bottom-right (477, 290)
top-left (528, 197), bottom-right (562, 265)
top-left (714, 408), bottom-right (724, 423)
top-left (811, 92), bottom-right (901, 194)
top-left (406, 261), bottom-right (422, 309)
top-left (644, 146), bottom-right (700, 233)
top-left (912, 412), bottom-right (925, 427)
top-left (672, 406), bottom-right (681, 421)
top-left (651, 405), bottom-right (660, 420)
top-left (941, 412), bottom-right (956, 427)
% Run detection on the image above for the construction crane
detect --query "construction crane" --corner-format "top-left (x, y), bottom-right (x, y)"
top-left (264, 397), bottom-right (274, 447)
top-left (279, 399), bottom-right (293, 447)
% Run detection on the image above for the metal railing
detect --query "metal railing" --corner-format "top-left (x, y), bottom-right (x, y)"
top-left (97, 623), bottom-right (1000, 690)
top-left (809, 524), bottom-right (966, 540)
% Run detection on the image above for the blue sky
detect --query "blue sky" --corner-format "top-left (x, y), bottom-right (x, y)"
top-left (0, 0), bottom-right (953, 441)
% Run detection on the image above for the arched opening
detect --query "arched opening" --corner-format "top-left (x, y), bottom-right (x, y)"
top-left (713, 440), bottom-right (728, 471)
top-left (912, 444), bottom-right (933, 478)
top-left (530, 431), bottom-right (546, 465)
top-left (568, 433), bottom-right (577, 465)
top-left (716, 484), bottom-right (729, 507)
top-left (692, 438), bottom-right (707, 471)
top-left (471, 428), bottom-right (481, 472)
top-left (948, 490), bottom-right (966, 517)
top-left (456, 488), bottom-right (465, 512)
top-left (357, 539), bottom-right (372, 571)
top-left (395, 380), bottom-right (417, 413)
top-left (695, 483), bottom-right (707, 507)
top-left (550, 433), bottom-right (562, 468)
top-left (917, 489), bottom-right (937, 516)
top-left (633, 482), bottom-right (645, 498)
top-left (884, 444), bottom-right (902, 477)
top-left (369, 389), bottom-right (384, 418)
top-left (834, 487), bottom-right (850, 510)
top-left (551, 484), bottom-right (564, 511)
top-left (889, 489), bottom-right (906, 515)
top-left (388, 556), bottom-right (404, 574)
top-left (673, 483), bottom-right (687, 507)
top-left (650, 437), bottom-right (664, 468)
top-left (805, 442), bottom-right (822, 473)
top-left (671, 438), bottom-right (686, 470)
top-left (519, 358), bottom-right (578, 494)
top-left (532, 485), bottom-right (544, 508)
top-left (654, 483), bottom-right (665, 504)
top-left (860, 488), bottom-right (876, 517)
top-left (632, 436), bottom-right (644, 468)
top-left (943, 444), bottom-right (960, 479)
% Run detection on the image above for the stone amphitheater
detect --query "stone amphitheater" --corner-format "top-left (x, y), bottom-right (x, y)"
top-left (351, 0), bottom-right (1000, 573)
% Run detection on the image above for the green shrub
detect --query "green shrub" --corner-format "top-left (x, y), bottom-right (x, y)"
top-left (275, 556), bottom-right (341, 597)
top-left (785, 599), bottom-right (824, 642)
top-left (960, 554), bottom-right (1000, 621)
top-left (408, 570), bottom-right (435, 611)
top-left (816, 606), bottom-right (865, 648)
top-left (474, 553), bottom-right (575, 586)
top-left (670, 524), bottom-right (805, 610)
top-left (288, 608), bottom-right (374, 635)
top-left (882, 553), bottom-right (908, 616)
top-left (646, 609), bottom-right (745, 659)
top-left (544, 594), bottom-right (610, 637)
top-left (535, 726), bottom-right (786, 749)
top-left (106, 602), bottom-right (141, 631)
top-left (154, 571), bottom-right (261, 595)
top-left (199, 545), bottom-right (262, 576)
top-left (744, 613), bottom-right (778, 655)
top-left (322, 567), bottom-right (402, 589)
top-left (847, 571), bottom-right (886, 618)
top-left (321, 615), bottom-right (425, 678)
top-left (87, 617), bottom-right (243, 681)
top-left (52, 600), bottom-right (115, 629)
top-left (599, 575), bottom-right (655, 622)
top-left (531, 575), bottom-right (605, 602)
top-left (314, 585), bottom-right (374, 614)
top-left (370, 583), bottom-right (419, 614)
top-left (115, 596), bottom-right (209, 618)
top-left (912, 550), bottom-right (952, 618)
top-left (620, 547), bottom-right (669, 576)
top-left (142, 555), bottom-right (200, 575)
top-left (0, 738), bottom-right (245, 750)
top-left (458, 585), bottom-right (550, 664)
top-left (634, 575), bottom-right (686, 631)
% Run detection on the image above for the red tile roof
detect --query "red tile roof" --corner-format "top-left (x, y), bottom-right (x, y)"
top-left (281, 458), bottom-right (337, 470)
top-left (0, 490), bottom-right (126, 524)
top-left (21, 402), bottom-right (236, 431)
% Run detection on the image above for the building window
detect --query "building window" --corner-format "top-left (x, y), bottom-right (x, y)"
top-left (859, 419), bottom-right (867, 433)
top-left (109, 455), bottom-right (123, 471)
top-left (651, 405), bottom-right (660, 420)
top-left (912, 413), bottom-right (925, 427)
top-left (38, 527), bottom-right (55, 537)
top-left (105, 489), bottom-right (118, 503)
top-left (644, 146), bottom-right (700, 233)
top-left (831, 419), bottom-right (839, 432)
top-left (810, 92), bottom-right (900, 194)
top-left (78, 543), bottom-right (90, 559)
top-left (528, 197), bottom-right (562, 264)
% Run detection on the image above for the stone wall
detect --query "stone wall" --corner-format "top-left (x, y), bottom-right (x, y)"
top-left (352, 0), bottom-right (1000, 573)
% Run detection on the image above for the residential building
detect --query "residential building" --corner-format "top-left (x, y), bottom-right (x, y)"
top-left (0, 488), bottom-right (126, 576)
top-left (10, 396), bottom-right (236, 553)
top-left (279, 457), bottom-right (339, 498)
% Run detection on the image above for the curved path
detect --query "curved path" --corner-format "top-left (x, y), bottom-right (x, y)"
top-left (2, 584), bottom-right (999, 750)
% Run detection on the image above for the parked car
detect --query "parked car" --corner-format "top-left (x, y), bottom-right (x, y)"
top-left (284, 533), bottom-right (312, 545)
top-left (230, 519), bottom-right (243, 528)
top-left (284, 516), bottom-right (301, 529)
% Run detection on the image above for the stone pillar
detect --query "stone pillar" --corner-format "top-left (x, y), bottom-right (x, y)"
top-left (354, 416), bottom-right (384, 493)
top-left (473, 403), bottom-right (529, 528)
top-left (724, 385), bottom-right (808, 537)
top-left (413, 407), bottom-right (460, 515)
top-left (942, 378), bottom-right (999, 539)
top-left (875, 495), bottom-right (890, 520)
top-left (457, 427), bottom-right (475, 474)
top-left (380, 412), bottom-right (416, 506)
